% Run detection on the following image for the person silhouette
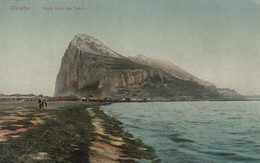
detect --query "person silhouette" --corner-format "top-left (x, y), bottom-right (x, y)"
top-left (38, 98), bottom-right (43, 109)
top-left (44, 100), bottom-right (47, 108)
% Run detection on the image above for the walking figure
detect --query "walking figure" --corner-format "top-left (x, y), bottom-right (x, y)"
top-left (38, 98), bottom-right (43, 109)
top-left (44, 100), bottom-right (47, 108)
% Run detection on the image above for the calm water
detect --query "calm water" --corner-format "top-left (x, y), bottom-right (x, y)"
top-left (102, 101), bottom-right (260, 163)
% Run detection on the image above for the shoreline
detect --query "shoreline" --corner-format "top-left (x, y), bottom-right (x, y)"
top-left (87, 107), bottom-right (159, 162)
top-left (0, 102), bottom-right (159, 162)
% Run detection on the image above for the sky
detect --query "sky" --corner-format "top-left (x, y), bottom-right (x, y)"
top-left (0, 0), bottom-right (260, 96)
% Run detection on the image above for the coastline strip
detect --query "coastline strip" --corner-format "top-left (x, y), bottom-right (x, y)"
top-left (87, 108), bottom-right (130, 162)
top-left (87, 107), bottom-right (159, 163)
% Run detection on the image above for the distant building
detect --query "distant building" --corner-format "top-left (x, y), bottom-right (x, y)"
top-left (0, 94), bottom-right (38, 102)
top-left (56, 96), bottom-right (80, 101)
top-left (88, 97), bottom-right (102, 102)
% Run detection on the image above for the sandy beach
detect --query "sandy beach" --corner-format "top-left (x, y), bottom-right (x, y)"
top-left (0, 102), bottom-right (159, 163)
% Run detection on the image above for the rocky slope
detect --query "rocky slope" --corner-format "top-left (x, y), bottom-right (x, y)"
top-left (54, 34), bottom-right (221, 100)
top-left (129, 54), bottom-right (214, 87)
top-left (216, 88), bottom-right (241, 99)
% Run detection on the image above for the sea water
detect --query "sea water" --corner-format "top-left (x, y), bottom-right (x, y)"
top-left (101, 101), bottom-right (260, 163)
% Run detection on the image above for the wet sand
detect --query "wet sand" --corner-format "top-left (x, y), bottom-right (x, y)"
top-left (0, 102), bottom-right (159, 162)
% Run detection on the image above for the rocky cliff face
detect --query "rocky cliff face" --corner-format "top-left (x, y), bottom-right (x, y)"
top-left (129, 54), bottom-right (214, 87)
top-left (216, 88), bottom-right (241, 99)
top-left (54, 34), bottom-right (221, 100)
